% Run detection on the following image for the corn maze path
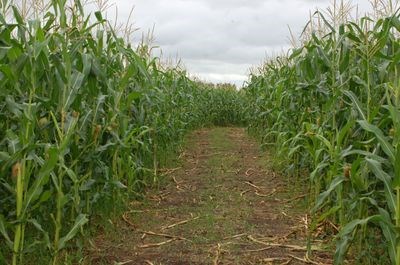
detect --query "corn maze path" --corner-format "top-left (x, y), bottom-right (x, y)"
top-left (88, 127), bottom-right (332, 265)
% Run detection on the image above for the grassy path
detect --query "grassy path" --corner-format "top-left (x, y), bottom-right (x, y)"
top-left (88, 128), bottom-right (332, 264)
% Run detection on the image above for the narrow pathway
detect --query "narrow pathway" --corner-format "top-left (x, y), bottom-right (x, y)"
top-left (89, 128), bottom-right (332, 264)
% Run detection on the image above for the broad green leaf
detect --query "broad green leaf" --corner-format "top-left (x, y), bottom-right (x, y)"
top-left (393, 144), bottom-right (400, 188)
top-left (310, 162), bottom-right (329, 182)
top-left (289, 47), bottom-right (303, 60)
top-left (334, 214), bottom-right (386, 265)
top-left (94, 11), bottom-right (103, 22)
top-left (57, 214), bottom-right (88, 250)
top-left (340, 148), bottom-right (387, 164)
top-left (359, 120), bottom-right (395, 162)
top-left (12, 6), bottom-right (24, 24)
top-left (366, 158), bottom-right (396, 215)
top-left (377, 208), bottom-right (396, 264)
top-left (312, 176), bottom-right (345, 213)
top-left (343, 90), bottom-right (366, 121)
top-left (337, 119), bottom-right (355, 147)
top-left (314, 134), bottom-right (332, 154)
top-left (22, 147), bottom-right (58, 216)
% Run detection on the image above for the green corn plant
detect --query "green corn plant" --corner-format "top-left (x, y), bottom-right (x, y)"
top-left (0, 1), bottom-right (247, 263)
top-left (244, 3), bottom-right (400, 263)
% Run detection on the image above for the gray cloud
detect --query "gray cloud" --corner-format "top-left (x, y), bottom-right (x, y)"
top-left (99, 0), bottom-right (376, 86)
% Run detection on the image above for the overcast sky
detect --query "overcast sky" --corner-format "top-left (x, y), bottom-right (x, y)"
top-left (100, 0), bottom-right (372, 86)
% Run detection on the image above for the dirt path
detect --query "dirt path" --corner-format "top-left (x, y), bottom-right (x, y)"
top-left (88, 128), bottom-right (332, 264)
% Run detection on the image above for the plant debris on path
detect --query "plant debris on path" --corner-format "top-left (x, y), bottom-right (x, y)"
top-left (88, 128), bottom-right (332, 264)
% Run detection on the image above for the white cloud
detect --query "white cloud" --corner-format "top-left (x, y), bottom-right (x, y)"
top-left (95, 0), bottom-right (377, 86)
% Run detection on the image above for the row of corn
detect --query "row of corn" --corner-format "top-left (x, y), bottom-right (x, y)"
top-left (0, 1), bottom-right (246, 264)
top-left (244, 5), bottom-right (400, 264)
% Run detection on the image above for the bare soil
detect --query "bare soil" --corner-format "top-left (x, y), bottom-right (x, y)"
top-left (86, 127), bottom-right (332, 265)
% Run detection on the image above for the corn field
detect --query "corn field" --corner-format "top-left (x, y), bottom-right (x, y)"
top-left (3, 0), bottom-right (400, 264)
top-left (0, 1), bottom-right (245, 264)
top-left (245, 2), bottom-right (400, 264)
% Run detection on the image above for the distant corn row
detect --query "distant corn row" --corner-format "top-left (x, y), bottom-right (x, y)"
top-left (0, 1), bottom-right (245, 264)
top-left (245, 8), bottom-right (400, 264)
